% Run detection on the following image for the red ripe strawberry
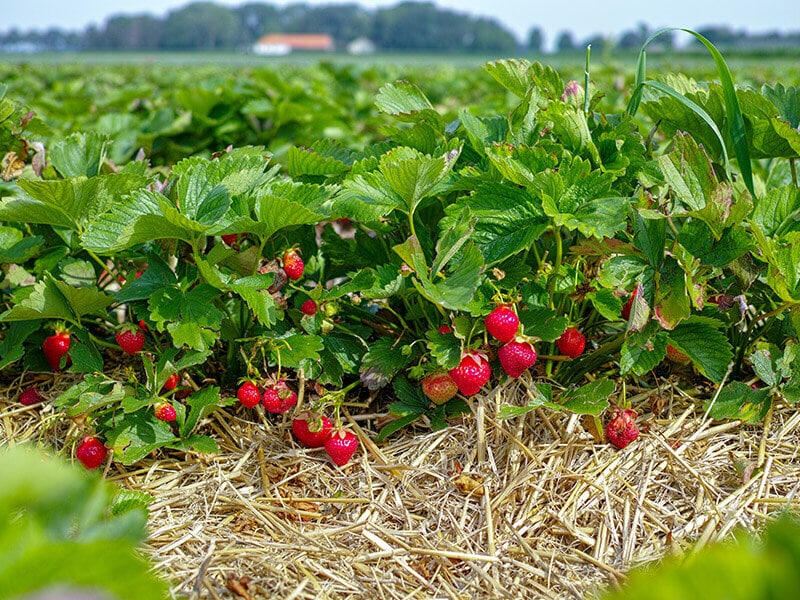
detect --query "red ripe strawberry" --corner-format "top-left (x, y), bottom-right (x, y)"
top-left (138, 319), bottom-right (149, 332)
top-left (498, 341), bottom-right (537, 378)
top-left (421, 371), bottom-right (458, 404)
top-left (301, 299), bottom-right (318, 316)
top-left (282, 249), bottom-right (304, 281)
top-left (485, 305), bottom-right (519, 343)
top-left (42, 331), bottom-right (71, 371)
top-left (75, 436), bottom-right (107, 470)
top-left (557, 327), bottom-right (586, 358)
top-left (605, 407), bottom-right (639, 449)
top-left (236, 381), bottom-right (261, 408)
top-left (116, 325), bottom-right (145, 355)
top-left (437, 324), bottom-right (452, 334)
top-left (324, 428), bottom-right (359, 466)
top-left (154, 402), bottom-right (177, 422)
top-left (449, 351), bottom-right (491, 397)
top-left (161, 372), bottom-right (180, 393)
top-left (292, 412), bottom-right (333, 448)
top-left (221, 233), bottom-right (245, 246)
top-left (666, 344), bottom-right (691, 365)
top-left (621, 287), bottom-right (638, 321)
top-left (262, 380), bottom-right (298, 414)
top-left (19, 387), bottom-right (45, 406)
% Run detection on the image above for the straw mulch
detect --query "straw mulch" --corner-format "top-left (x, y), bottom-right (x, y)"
top-left (3, 374), bottom-right (800, 600)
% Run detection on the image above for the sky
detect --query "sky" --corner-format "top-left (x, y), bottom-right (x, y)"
top-left (2, 0), bottom-right (796, 46)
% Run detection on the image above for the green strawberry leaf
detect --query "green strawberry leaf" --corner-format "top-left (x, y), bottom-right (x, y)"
top-left (485, 143), bottom-right (558, 187)
top-left (378, 146), bottom-right (460, 217)
top-left (498, 382), bottom-right (552, 419)
top-left (55, 376), bottom-right (127, 418)
top-left (360, 337), bottom-right (418, 390)
top-left (1, 173), bottom-right (149, 234)
top-left (705, 382), bottom-right (772, 423)
top-left (551, 378), bottom-right (615, 415)
top-left (482, 59), bottom-right (532, 98)
top-left (102, 411), bottom-right (178, 465)
top-left (668, 316), bottom-right (733, 383)
top-left (48, 131), bottom-right (109, 178)
top-left (751, 185), bottom-right (800, 238)
top-left (0, 274), bottom-right (112, 325)
top-left (0, 321), bottom-right (38, 369)
top-left (517, 306), bottom-right (569, 342)
top-left (621, 326), bottom-right (668, 376)
top-left (288, 140), bottom-right (351, 177)
top-left (270, 334), bottom-right (324, 370)
top-left (426, 328), bottom-right (462, 370)
top-left (587, 289), bottom-right (623, 322)
top-left (375, 413), bottom-right (423, 444)
top-left (114, 252), bottom-right (178, 303)
top-left (375, 81), bottom-right (443, 129)
top-left (229, 274), bottom-right (278, 327)
top-left (180, 386), bottom-right (226, 437)
top-left (750, 348), bottom-right (779, 388)
top-left (441, 181), bottom-right (548, 265)
top-left (633, 211), bottom-right (666, 267)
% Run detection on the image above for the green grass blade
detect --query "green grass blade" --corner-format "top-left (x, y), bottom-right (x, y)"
top-left (681, 29), bottom-right (754, 196)
top-left (643, 80), bottom-right (732, 181)
top-left (625, 27), bottom-right (755, 197)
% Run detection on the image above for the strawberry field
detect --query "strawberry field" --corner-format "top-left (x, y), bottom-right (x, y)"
top-left (3, 32), bottom-right (800, 599)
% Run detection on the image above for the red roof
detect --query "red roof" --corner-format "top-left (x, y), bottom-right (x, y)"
top-left (255, 34), bottom-right (334, 50)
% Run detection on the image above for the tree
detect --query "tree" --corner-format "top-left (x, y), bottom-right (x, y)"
top-left (291, 5), bottom-right (372, 45)
top-left (161, 2), bottom-right (240, 50)
top-left (526, 27), bottom-right (544, 52)
top-left (234, 3), bottom-right (280, 45)
top-left (372, 1), bottom-right (517, 52)
top-left (555, 30), bottom-right (576, 52)
top-left (618, 23), bottom-right (650, 50)
top-left (93, 15), bottom-right (163, 49)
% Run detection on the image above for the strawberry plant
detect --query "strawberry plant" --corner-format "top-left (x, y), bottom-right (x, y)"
top-left (1, 30), bottom-right (799, 463)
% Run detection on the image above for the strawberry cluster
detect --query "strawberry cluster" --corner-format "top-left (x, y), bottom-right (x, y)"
top-left (292, 413), bottom-right (359, 466)
top-left (235, 379), bottom-right (358, 467)
top-left (236, 379), bottom-right (298, 414)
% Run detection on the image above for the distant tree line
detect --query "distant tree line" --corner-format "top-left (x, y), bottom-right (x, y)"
top-left (1, 3), bottom-right (799, 54)
top-left (0, 1), bottom-right (518, 53)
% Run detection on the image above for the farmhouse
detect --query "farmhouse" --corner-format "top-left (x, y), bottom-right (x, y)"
top-left (252, 33), bottom-right (335, 55)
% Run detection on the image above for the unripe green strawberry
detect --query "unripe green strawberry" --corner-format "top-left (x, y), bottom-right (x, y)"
top-left (557, 327), bottom-right (586, 358)
top-left (324, 428), bottom-right (359, 466)
top-left (116, 325), bottom-right (145, 355)
top-left (497, 340), bottom-right (537, 378)
top-left (421, 371), bottom-right (458, 404)
top-left (605, 407), bottom-right (639, 449)
top-left (42, 331), bottom-right (71, 371)
top-left (75, 436), bottom-right (107, 470)
top-left (666, 344), bottom-right (691, 365)
top-left (485, 305), bottom-right (519, 343)
top-left (449, 351), bottom-right (491, 396)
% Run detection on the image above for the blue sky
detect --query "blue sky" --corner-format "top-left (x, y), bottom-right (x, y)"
top-left (3, 0), bottom-right (795, 46)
